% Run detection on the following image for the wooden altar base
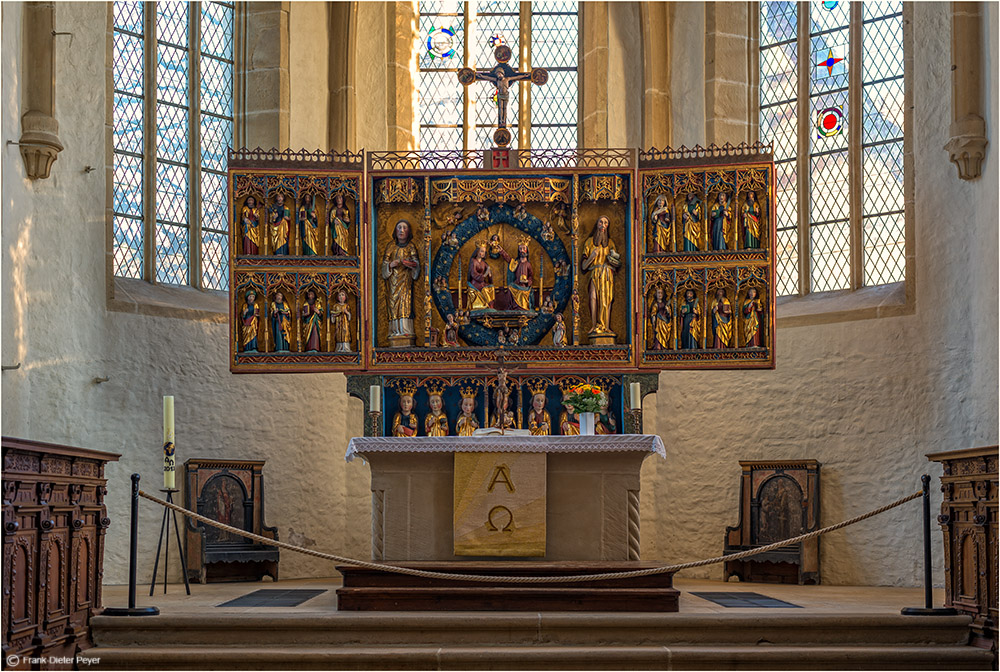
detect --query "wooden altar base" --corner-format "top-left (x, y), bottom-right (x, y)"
top-left (335, 562), bottom-right (679, 612)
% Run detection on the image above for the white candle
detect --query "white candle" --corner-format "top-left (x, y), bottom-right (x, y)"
top-left (163, 396), bottom-right (175, 490)
top-left (629, 382), bottom-right (641, 410)
top-left (370, 385), bottom-right (381, 413)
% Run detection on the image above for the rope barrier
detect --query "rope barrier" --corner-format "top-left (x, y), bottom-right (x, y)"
top-left (137, 488), bottom-right (921, 584)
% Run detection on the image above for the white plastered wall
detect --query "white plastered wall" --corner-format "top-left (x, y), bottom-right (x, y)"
top-left (1, 1), bottom-right (996, 587)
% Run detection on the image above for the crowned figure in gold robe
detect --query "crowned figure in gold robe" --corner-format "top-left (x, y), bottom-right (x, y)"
top-left (381, 220), bottom-right (421, 343)
top-left (391, 390), bottom-right (418, 437)
top-left (710, 288), bottom-right (734, 349)
top-left (467, 242), bottom-right (496, 310)
top-left (269, 193), bottom-right (291, 255)
top-left (330, 192), bottom-right (351, 256)
top-left (527, 390), bottom-right (551, 435)
top-left (330, 289), bottom-right (352, 352)
top-left (456, 388), bottom-right (479, 436)
top-left (581, 216), bottom-right (621, 337)
top-left (424, 388), bottom-right (449, 436)
top-left (505, 240), bottom-right (534, 311)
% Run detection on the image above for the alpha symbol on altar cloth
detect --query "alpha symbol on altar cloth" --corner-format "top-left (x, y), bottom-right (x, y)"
top-left (487, 464), bottom-right (516, 493)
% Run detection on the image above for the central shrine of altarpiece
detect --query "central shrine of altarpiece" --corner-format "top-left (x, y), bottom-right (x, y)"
top-left (227, 145), bottom-right (775, 437)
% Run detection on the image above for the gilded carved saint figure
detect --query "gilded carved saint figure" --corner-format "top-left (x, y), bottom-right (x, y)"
top-left (240, 290), bottom-right (259, 352)
top-left (271, 291), bottom-right (292, 352)
top-left (552, 313), bottom-right (566, 347)
top-left (391, 394), bottom-right (418, 437)
top-left (682, 193), bottom-right (703, 252)
top-left (742, 286), bottom-right (763, 347)
top-left (298, 194), bottom-right (320, 256)
top-left (424, 392), bottom-right (449, 436)
top-left (710, 192), bottom-right (734, 251)
top-left (330, 192), bottom-right (351, 256)
top-left (330, 289), bottom-right (352, 352)
top-left (710, 288), bottom-right (734, 349)
top-left (649, 194), bottom-right (672, 253)
top-left (648, 286), bottom-right (673, 350)
top-left (240, 196), bottom-right (260, 255)
top-left (381, 220), bottom-right (421, 341)
top-left (457, 390), bottom-right (479, 436)
top-left (581, 216), bottom-right (621, 336)
top-left (301, 289), bottom-right (324, 352)
top-left (270, 193), bottom-right (291, 255)
top-left (505, 240), bottom-right (534, 311)
top-left (679, 288), bottom-right (702, 350)
top-left (467, 243), bottom-right (496, 310)
top-left (528, 392), bottom-right (551, 436)
top-left (742, 190), bottom-right (762, 249)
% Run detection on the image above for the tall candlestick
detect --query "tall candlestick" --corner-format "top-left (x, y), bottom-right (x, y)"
top-left (370, 385), bottom-right (381, 413)
top-left (163, 396), bottom-right (175, 489)
top-left (629, 382), bottom-right (641, 410)
top-left (538, 252), bottom-right (544, 307)
top-left (458, 256), bottom-right (463, 309)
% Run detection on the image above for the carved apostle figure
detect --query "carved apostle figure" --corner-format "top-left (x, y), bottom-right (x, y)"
top-left (380, 220), bottom-right (421, 343)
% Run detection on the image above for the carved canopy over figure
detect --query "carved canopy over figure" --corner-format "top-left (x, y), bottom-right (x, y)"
top-left (679, 288), bottom-right (702, 349)
top-left (467, 242), bottom-right (496, 310)
top-left (330, 289), bottom-right (352, 352)
top-left (271, 291), bottom-right (292, 352)
top-left (381, 220), bottom-right (421, 342)
top-left (330, 192), bottom-right (351, 256)
top-left (743, 286), bottom-right (764, 347)
top-left (270, 193), bottom-right (291, 255)
top-left (240, 290), bottom-right (259, 352)
top-left (581, 216), bottom-right (621, 337)
top-left (240, 196), bottom-right (260, 255)
top-left (710, 288), bottom-right (734, 348)
top-left (301, 289), bottom-right (324, 352)
top-left (649, 194), bottom-right (672, 253)
top-left (298, 193), bottom-right (320, 256)
top-left (742, 190), bottom-right (762, 249)
top-left (682, 193), bottom-right (703, 251)
top-left (710, 192), bottom-right (735, 251)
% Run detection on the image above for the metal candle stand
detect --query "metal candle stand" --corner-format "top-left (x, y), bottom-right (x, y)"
top-left (626, 408), bottom-right (643, 434)
top-left (149, 487), bottom-right (191, 596)
top-left (368, 410), bottom-right (383, 437)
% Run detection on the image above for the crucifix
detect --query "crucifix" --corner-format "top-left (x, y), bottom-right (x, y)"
top-left (457, 45), bottom-right (549, 148)
top-left (474, 350), bottom-right (524, 433)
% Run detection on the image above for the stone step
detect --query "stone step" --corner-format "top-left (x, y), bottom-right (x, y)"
top-left (90, 612), bottom-right (977, 648)
top-left (337, 586), bottom-right (680, 611)
top-left (88, 644), bottom-right (995, 671)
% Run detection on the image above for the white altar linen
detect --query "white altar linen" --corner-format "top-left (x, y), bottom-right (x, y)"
top-left (345, 434), bottom-right (666, 462)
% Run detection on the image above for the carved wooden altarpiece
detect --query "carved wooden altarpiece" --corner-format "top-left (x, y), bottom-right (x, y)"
top-left (227, 144), bottom-right (776, 436)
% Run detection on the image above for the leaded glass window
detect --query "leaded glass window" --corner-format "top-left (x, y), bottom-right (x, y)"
top-left (111, 0), bottom-right (235, 292)
top-left (759, 1), bottom-right (906, 297)
top-left (417, 1), bottom-right (578, 151)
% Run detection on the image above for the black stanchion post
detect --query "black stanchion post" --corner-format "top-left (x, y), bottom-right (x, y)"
top-left (102, 473), bottom-right (160, 616)
top-left (901, 474), bottom-right (957, 616)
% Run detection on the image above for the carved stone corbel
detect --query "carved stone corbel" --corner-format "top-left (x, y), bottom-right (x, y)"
top-left (945, 2), bottom-right (988, 180)
top-left (19, 2), bottom-right (64, 180)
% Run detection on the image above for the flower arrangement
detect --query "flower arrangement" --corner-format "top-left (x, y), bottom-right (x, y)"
top-left (562, 384), bottom-right (606, 414)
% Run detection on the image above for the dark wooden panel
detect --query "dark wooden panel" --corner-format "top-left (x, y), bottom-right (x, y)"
top-left (927, 446), bottom-right (998, 652)
top-left (2, 437), bottom-right (119, 667)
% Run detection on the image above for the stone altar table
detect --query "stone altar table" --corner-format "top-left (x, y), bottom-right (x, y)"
top-left (345, 435), bottom-right (665, 562)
